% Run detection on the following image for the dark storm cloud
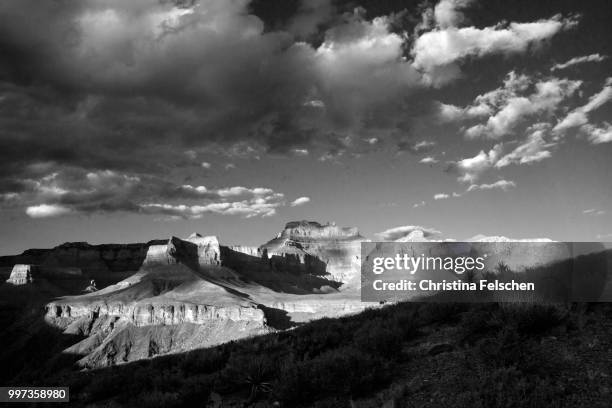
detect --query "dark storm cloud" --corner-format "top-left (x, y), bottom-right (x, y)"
top-left (0, 0), bottom-right (600, 217)
top-left (0, 0), bottom-right (431, 170)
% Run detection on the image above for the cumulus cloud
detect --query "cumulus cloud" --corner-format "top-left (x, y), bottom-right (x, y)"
top-left (554, 78), bottom-right (612, 132)
top-left (25, 204), bottom-right (72, 218)
top-left (3, 168), bottom-right (287, 219)
top-left (582, 123), bottom-right (612, 144)
top-left (433, 0), bottom-right (475, 29)
top-left (551, 54), bottom-right (608, 71)
top-left (412, 9), bottom-right (577, 85)
top-left (433, 180), bottom-right (514, 201)
top-left (376, 225), bottom-right (443, 241)
top-left (398, 140), bottom-right (437, 154)
top-left (288, 0), bottom-right (335, 39)
top-left (419, 156), bottom-right (438, 164)
top-left (448, 124), bottom-right (557, 183)
top-left (0, 0), bottom-right (602, 222)
top-left (446, 145), bottom-right (502, 183)
top-left (0, 0), bottom-right (441, 200)
top-left (464, 74), bottom-right (581, 139)
top-left (290, 196), bottom-right (311, 207)
top-left (495, 125), bottom-right (556, 167)
top-left (141, 195), bottom-right (284, 219)
top-left (313, 15), bottom-right (422, 130)
top-left (467, 179), bottom-right (516, 192)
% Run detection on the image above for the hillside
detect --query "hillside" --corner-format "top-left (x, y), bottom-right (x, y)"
top-left (21, 300), bottom-right (612, 408)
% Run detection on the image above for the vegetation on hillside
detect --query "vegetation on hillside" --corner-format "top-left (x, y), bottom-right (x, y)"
top-left (29, 298), bottom-right (611, 408)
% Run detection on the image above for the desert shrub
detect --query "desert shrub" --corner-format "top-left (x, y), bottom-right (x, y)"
top-left (418, 302), bottom-right (468, 325)
top-left (273, 346), bottom-right (392, 404)
top-left (454, 365), bottom-right (562, 408)
top-left (82, 368), bottom-right (132, 401)
top-left (291, 318), bottom-right (351, 360)
top-left (495, 303), bottom-right (567, 335)
top-left (137, 390), bottom-right (182, 408)
top-left (474, 325), bottom-right (568, 376)
top-left (149, 366), bottom-right (186, 392)
top-left (459, 305), bottom-right (498, 340)
top-left (219, 353), bottom-right (278, 397)
top-left (176, 375), bottom-right (214, 406)
top-left (179, 347), bottom-right (229, 375)
top-left (312, 397), bottom-right (352, 408)
top-left (353, 319), bottom-right (404, 358)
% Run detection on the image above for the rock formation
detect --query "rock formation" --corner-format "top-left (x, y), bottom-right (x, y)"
top-left (2, 222), bottom-right (369, 369)
top-left (0, 240), bottom-right (166, 275)
top-left (6, 264), bottom-right (37, 285)
top-left (261, 221), bottom-right (366, 283)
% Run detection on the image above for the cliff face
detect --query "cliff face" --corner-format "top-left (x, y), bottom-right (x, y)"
top-left (277, 221), bottom-right (362, 242)
top-left (0, 240), bottom-right (167, 275)
top-left (6, 264), bottom-right (37, 285)
top-left (3, 223), bottom-right (367, 369)
top-left (261, 221), bottom-right (365, 283)
top-left (46, 301), bottom-right (265, 327)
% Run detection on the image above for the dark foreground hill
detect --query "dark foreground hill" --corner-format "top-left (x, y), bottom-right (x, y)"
top-left (13, 300), bottom-right (612, 408)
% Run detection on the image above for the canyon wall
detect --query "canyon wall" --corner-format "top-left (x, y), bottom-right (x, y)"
top-left (261, 221), bottom-right (365, 283)
top-left (1, 240), bottom-right (167, 275)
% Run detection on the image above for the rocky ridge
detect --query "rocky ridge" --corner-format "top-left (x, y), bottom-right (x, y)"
top-left (5, 223), bottom-right (366, 368)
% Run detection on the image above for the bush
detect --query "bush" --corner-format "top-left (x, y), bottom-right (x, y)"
top-left (495, 303), bottom-right (567, 335)
top-left (353, 319), bottom-right (404, 358)
top-left (273, 347), bottom-right (392, 404)
top-left (180, 348), bottom-right (228, 375)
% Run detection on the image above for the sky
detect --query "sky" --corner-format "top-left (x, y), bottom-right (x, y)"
top-left (1, 0), bottom-right (611, 254)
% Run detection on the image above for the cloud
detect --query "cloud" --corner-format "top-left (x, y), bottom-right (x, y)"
top-left (554, 78), bottom-right (612, 132)
top-left (141, 194), bottom-right (284, 219)
top-left (419, 156), bottom-right (439, 164)
top-left (398, 140), bottom-right (437, 154)
top-left (447, 121), bottom-right (559, 184)
top-left (432, 180), bottom-right (514, 202)
top-left (495, 125), bottom-right (555, 167)
top-left (290, 196), bottom-right (311, 207)
top-left (200, 162), bottom-right (212, 169)
top-left (412, 11), bottom-right (577, 85)
top-left (446, 144), bottom-right (502, 183)
top-left (376, 225), bottom-right (443, 241)
top-left (464, 74), bottom-right (581, 139)
top-left (551, 54), bottom-right (608, 71)
top-left (3, 168), bottom-right (288, 219)
top-left (582, 123), bottom-right (612, 144)
top-left (313, 15), bottom-right (422, 131)
top-left (583, 208), bottom-right (606, 216)
top-left (433, 0), bottom-right (475, 29)
top-left (0, 0), bottom-right (445, 195)
top-left (0, 0), bottom-right (603, 224)
top-left (467, 179), bottom-right (516, 192)
top-left (25, 204), bottom-right (72, 218)
top-left (291, 148), bottom-right (310, 156)
top-left (288, 0), bottom-right (335, 39)
top-left (413, 201), bottom-right (426, 208)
